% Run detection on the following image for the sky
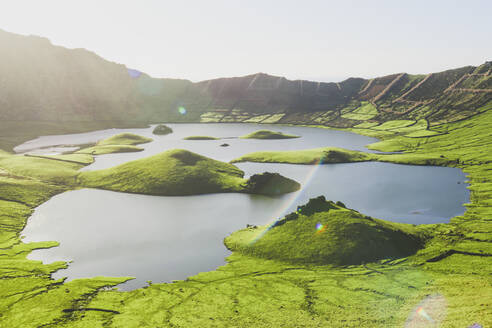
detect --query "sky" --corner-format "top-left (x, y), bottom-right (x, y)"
top-left (0, 0), bottom-right (490, 82)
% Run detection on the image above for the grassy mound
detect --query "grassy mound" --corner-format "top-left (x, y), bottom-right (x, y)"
top-left (97, 132), bottom-right (152, 146)
top-left (226, 196), bottom-right (425, 265)
top-left (232, 147), bottom-right (376, 164)
top-left (0, 154), bottom-right (83, 185)
top-left (79, 149), bottom-right (301, 196)
top-left (183, 135), bottom-right (219, 140)
top-left (77, 145), bottom-right (144, 155)
top-left (78, 149), bottom-right (246, 195)
top-left (239, 130), bottom-right (300, 139)
top-left (152, 124), bottom-right (173, 135)
top-left (244, 172), bottom-right (300, 195)
top-left (76, 133), bottom-right (151, 155)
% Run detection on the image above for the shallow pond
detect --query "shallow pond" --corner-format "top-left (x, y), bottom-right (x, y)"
top-left (19, 124), bottom-right (469, 289)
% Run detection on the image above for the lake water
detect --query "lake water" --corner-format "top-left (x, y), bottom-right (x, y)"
top-left (19, 124), bottom-right (469, 290)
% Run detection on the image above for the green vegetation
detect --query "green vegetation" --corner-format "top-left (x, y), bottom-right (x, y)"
top-left (152, 124), bottom-right (173, 135)
top-left (0, 108), bottom-right (491, 326)
top-left (341, 102), bottom-right (378, 120)
top-left (78, 149), bottom-right (300, 196)
top-left (78, 149), bottom-right (246, 195)
top-left (23, 153), bottom-right (94, 165)
top-left (76, 133), bottom-right (151, 155)
top-left (77, 144), bottom-right (144, 155)
top-left (372, 119), bottom-right (415, 130)
top-left (240, 129), bottom-right (300, 139)
top-left (244, 172), bottom-right (300, 195)
top-left (1, 29), bottom-right (490, 326)
top-left (183, 135), bottom-right (219, 140)
top-left (96, 133), bottom-right (152, 146)
top-left (232, 147), bottom-right (376, 164)
top-left (0, 154), bottom-right (83, 185)
top-left (231, 146), bottom-right (456, 167)
top-left (226, 196), bottom-right (424, 265)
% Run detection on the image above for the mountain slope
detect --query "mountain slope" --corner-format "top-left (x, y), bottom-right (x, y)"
top-left (0, 28), bottom-right (490, 151)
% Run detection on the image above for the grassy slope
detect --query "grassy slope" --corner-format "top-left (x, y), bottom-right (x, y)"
top-left (96, 133), bottom-right (152, 146)
top-left (152, 124), bottom-right (173, 135)
top-left (225, 201), bottom-right (424, 265)
top-left (75, 109), bottom-right (491, 328)
top-left (78, 149), bottom-right (246, 195)
top-left (77, 144), bottom-right (144, 155)
top-left (231, 147), bottom-right (377, 164)
top-left (78, 149), bottom-right (300, 196)
top-left (240, 129), bottom-right (300, 139)
top-left (0, 153), bottom-right (132, 328)
top-left (76, 132), bottom-right (151, 155)
top-left (0, 109), bottom-right (490, 326)
top-left (183, 136), bottom-right (219, 140)
top-left (231, 146), bottom-right (454, 166)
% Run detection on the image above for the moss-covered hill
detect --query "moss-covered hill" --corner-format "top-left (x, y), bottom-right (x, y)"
top-left (152, 124), bottom-right (173, 135)
top-left (239, 130), bottom-right (300, 139)
top-left (78, 149), bottom-right (246, 195)
top-left (226, 197), bottom-right (425, 265)
top-left (232, 147), bottom-right (376, 164)
top-left (76, 132), bottom-right (152, 155)
top-left (78, 149), bottom-right (299, 196)
top-left (231, 146), bottom-right (459, 167)
top-left (0, 28), bottom-right (490, 326)
top-left (183, 135), bottom-right (219, 140)
top-left (0, 28), bottom-right (490, 151)
top-left (0, 107), bottom-right (491, 326)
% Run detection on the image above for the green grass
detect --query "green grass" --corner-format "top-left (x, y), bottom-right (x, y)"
top-left (341, 102), bottom-right (378, 120)
top-left (372, 119), bottom-right (415, 130)
top-left (0, 105), bottom-right (491, 327)
top-left (78, 149), bottom-right (246, 195)
top-left (353, 121), bottom-right (379, 128)
top-left (78, 149), bottom-right (301, 196)
top-left (0, 154), bottom-right (83, 185)
top-left (76, 132), bottom-right (151, 155)
top-left (24, 153), bottom-right (95, 165)
top-left (244, 172), bottom-right (300, 195)
top-left (152, 124), bottom-right (173, 135)
top-left (225, 197), bottom-right (425, 265)
top-left (231, 146), bottom-right (458, 167)
top-left (76, 144), bottom-right (144, 155)
top-left (239, 130), bottom-right (300, 139)
top-left (231, 147), bottom-right (376, 164)
top-left (183, 135), bottom-right (219, 140)
top-left (97, 132), bottom-right (152, 146)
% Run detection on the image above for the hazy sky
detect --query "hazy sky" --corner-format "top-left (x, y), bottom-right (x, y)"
top-left (0, 0), bottom-right (490, 82)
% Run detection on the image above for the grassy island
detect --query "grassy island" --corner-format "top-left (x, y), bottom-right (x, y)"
top-left (183, 135), bottom-right (219, 140)
top-left (239, 129), bottom-right (300, 139)
top-left (76, 133), bottom-right (152, 155)
top-left (152, 124), bottom-right (173, 135)
top-left (232, 147), bottom-right (376, 164)
top-left (78, 149), bottom-right (300, 196)
top-left (97, 132), bottom-right (152, 146)
top-left (226, 196), bottom-right (424, 265)
top-left (232, 146), bottom-right (457, 167)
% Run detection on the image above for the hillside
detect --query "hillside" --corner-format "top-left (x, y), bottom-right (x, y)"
top-left (225, 196), bottom-right (425, 265)
top-left (78, 149), bottom-right (300, 196)
top-left (0, 29), bottom-right (490, 327)
top-left (0, 29), bottom-right (490, 151)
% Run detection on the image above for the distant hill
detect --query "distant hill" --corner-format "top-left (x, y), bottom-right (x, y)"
top-left (0, 29), bottom-right (490, 149)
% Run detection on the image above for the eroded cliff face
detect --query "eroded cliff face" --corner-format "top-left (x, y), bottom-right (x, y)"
top-left (0, 28), bottom-right (490, 130)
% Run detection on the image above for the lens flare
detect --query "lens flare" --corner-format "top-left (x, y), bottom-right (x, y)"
top-left (315, 222), bottom-right (327, 235)
top-left (416, 307), bottom-right (434, 323)
top-left (247, 158), bottom-right (325, 245)
top-left (178, 106), bottom-right (187, 115)
top-left (127, 68), bottom-right (142, 79)
top-left (405, 294), bottom-right (446, 327)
